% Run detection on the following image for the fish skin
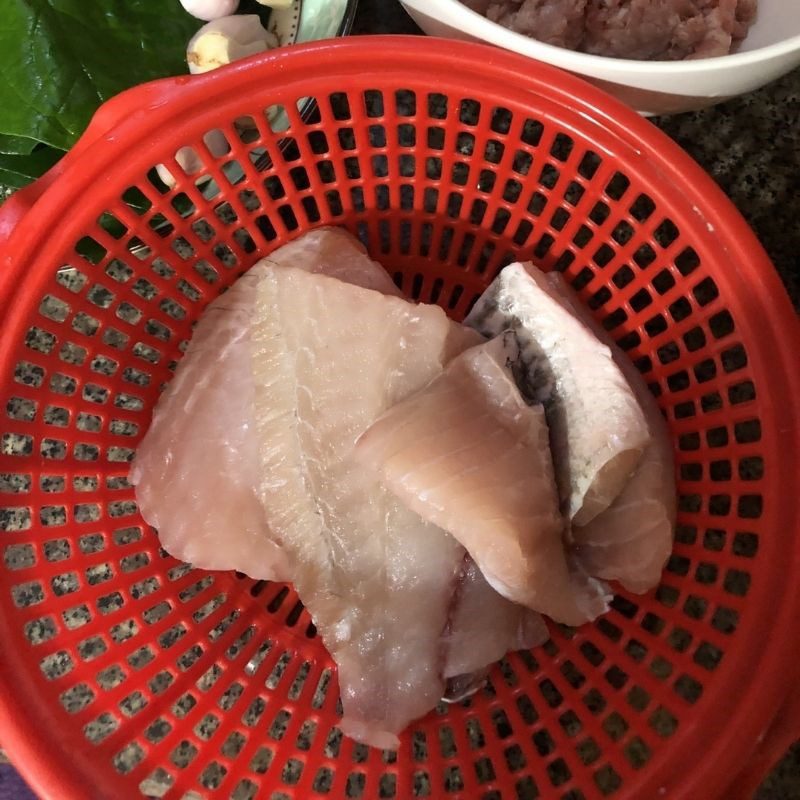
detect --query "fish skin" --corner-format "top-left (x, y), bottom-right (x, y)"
top-left (355, 335), bottom-right (610, 626)
top-left (545, 273), bottom-right (676, 593)
top-left (465, 262), bottom-right (651, 526)
top-left (250, 263), bottom-right (474, 748)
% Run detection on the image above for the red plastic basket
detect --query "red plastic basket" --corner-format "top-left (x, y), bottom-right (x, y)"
top-left (1, 36), bottom-right (799, 800)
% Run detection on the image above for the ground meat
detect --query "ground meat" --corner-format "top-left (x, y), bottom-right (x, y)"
top-left (488, 0), bottom-right (587, 50)
top-left (474, 0), bottom-right (758, 60)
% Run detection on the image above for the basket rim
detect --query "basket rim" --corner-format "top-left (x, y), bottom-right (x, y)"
top-left (1, 35), bottom-right (799, 800)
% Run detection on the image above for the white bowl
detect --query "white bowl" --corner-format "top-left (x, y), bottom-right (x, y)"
top-left (399, 0), bottom-right (800, 115)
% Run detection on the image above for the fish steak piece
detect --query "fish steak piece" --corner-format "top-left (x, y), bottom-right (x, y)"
top-left (543, 273), bottom-right (676, 593)
top-left (465, 262), bottom-right (651, 526)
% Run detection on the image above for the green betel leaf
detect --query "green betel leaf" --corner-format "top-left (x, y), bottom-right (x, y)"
top-left (0, 133), bottom-right (41, 155)
top-left (0, 0), bottom-right (198, 154)
top-left (0, 146), bottom-right (64, 187)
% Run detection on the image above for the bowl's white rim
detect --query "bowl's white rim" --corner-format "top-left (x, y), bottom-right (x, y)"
top-left (403, 0), bottom-right (800, 75)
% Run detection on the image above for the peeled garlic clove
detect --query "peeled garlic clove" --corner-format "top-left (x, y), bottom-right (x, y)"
top-left (187, 15), bottom-right (278, 75)
top-left (155, 146), bottom-right (202, 188)
top-left (180, 0), bottom-right (239, 21)
top-left (256, 0), bottom-right (294, 8)
top-left (156, 130), bottom-right (231, 188)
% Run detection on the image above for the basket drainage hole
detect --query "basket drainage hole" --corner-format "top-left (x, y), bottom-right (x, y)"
top-left (594, 764), bottom-right (623, 796)
top-left (139, 767), bottom-right (173, 797)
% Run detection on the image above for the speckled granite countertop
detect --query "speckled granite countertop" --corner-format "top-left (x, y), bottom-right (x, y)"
top-left (2, 2), bottom-right (798, 798)
top-left (655, 82), bottom-right (800, 315)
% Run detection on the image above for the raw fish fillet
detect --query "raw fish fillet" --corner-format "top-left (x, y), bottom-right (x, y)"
top-left (465, 262), bottom-right (651, 526)
top-left (130, 271), bottom-right (289, 580)
top-left (131, 228), bottom-right (405, 581)
top-left (261, 225), bottom-right (403, 297)
top-left (443, 556), bottom-right (550, 698)
top-left (355, 335), bottom-right (610, 626)
top-left (250, 264), bottom-right (480, 748)
top-left (134, 225), bottom-right (563, 744)
top-left (544, 273), bottom-right (676, 593)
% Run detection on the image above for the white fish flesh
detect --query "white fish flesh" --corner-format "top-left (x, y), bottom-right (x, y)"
top-left (133, 227), bottom-right (583, 747)
top-left (355, 335), bottom-right (610, 626)
top-left (131, 228), bottom-right (405, 581)
top-left (443, 556), bottom-right (549, 699)
top-left (250, 263), bottom-right (480, 748)
top-left (465, 262), bottom-right (651, 526)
